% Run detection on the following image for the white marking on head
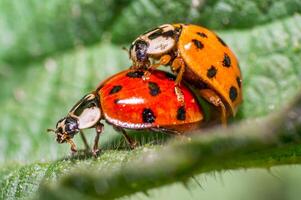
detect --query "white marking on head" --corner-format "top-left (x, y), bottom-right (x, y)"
top-left (69, 93), bottom-right (102, 129)
top-left (77, 107), bottom-right (101, 129)
top-left (146, 36), bottom-right (175, 55)
top-left (145, 24), bottom-right (176, 55)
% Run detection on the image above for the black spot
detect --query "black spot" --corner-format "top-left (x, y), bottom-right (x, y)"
top-left (222, 53), bottom-right (231, 67)
top-left (162, 30), bottom-right (175, 37)
top-left (148, 29), bottom-right (175, 40)
top-left (207, 66), bottom-right (217, 78)
top-left (109, 85), bottom-right (122, 94)
top-left (229, 86), bottom-right (238, 102)
top-left (148, 29), bottom-right (163, 40)
top-left (148, 82), bottom-right (161, 96)
top-left (197, 32), bottom-right (208, 38)
top-left (165, 72), bottom-right (176, 81)
top-left (216, 35), bottom-right (227, 46)
top-left (126, 71), bottom-right (144, 78)
top-left (114, 99), bottom-right (120, 104)
top-left (142, 108), bottom-right (156, 123)
top-left (236, 76), bottom-right (242, 88)
top-left (192, 39), bottom-right (204, 49)
top-left (177, 106), bottom-right (186, 121)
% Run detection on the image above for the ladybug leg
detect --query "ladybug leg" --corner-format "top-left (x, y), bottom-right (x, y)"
top-left (79, 130), bottom-right (90, 151)
top-left (143, 54), bottom-right (172, 80)
top-left (199, 89), bottom-right (227, 126)
top-left (171, 57), bottom-right (185, 103)
top-left (92, 122), bottom-right (104, 157)
top-left (67, 139), bottom-right (77, 155)
top-left (113, 126), bottom-right (138, 149)
top-left (122, 130), bottom-right (139, 149)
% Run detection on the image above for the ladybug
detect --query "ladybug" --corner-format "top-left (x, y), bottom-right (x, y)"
top-left (48, 70), bottom-right (203, 155)
top-left (129, 24), bottom-right (242, 124)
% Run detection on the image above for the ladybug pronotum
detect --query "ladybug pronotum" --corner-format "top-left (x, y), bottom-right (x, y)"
top-left (48, 70), bottom-right (203, 155)
top-left (129, 24), bottom-right (242, 124)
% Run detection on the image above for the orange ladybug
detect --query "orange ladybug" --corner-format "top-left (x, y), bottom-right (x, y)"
top-left (48, 70), bottom-right (203, 155)
top-left (129, 24), bottom-right (242, 124)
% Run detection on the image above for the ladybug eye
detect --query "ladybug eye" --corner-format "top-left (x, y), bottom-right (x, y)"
top-left (65, 122), bottom-right (77, 132)
top-left (134, 40), bottom-right (148, 62)
top-left (64, 117), bottom-right (78, 134)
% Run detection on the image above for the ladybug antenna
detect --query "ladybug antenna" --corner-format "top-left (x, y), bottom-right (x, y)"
top-left (47, 128), bottom-right (56, 133)
top-left (122, 46), bottom-right (128, 52)
top-left (122, 46), bottom-right (130, 58)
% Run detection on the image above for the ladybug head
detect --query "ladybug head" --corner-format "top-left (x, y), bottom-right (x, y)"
top-left (49, 116), bottom-right (79, 143)
top-left (48, 93), bottom-right (102, 144)
top-left (129, 24), bottom-right (178, 68)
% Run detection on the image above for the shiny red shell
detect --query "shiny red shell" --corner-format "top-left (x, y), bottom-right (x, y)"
top-left (97, 70), bottom-right (203, 130)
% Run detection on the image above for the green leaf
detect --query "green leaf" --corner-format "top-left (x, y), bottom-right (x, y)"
top-left (0, 0), bottom-right (301, 199)
top-left (2, 0), bottom-right (301, 63)
top-left (38, 94), bottom-right (301, 199)
top-left (0, 0), bottom-right (132, 63)
top-left (110, 0), bottom-right (301, 43)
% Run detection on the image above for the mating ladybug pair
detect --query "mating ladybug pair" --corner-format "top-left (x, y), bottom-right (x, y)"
top-left (48, 24), bottom-right (242, 155)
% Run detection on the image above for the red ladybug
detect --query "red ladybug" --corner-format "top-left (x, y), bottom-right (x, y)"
top-left (48, 70), bottom-right (204, 155)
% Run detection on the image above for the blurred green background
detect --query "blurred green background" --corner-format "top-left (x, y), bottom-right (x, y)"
top-left (0, 0), bottom-right (301, 199)
top-left (129, 166), bottom-right (301, 200)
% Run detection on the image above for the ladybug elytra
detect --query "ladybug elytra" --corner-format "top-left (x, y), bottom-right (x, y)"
top-left (48, 70), bottom-right (203, 155)
top-left (129, 24), bottom-right (242, 124)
